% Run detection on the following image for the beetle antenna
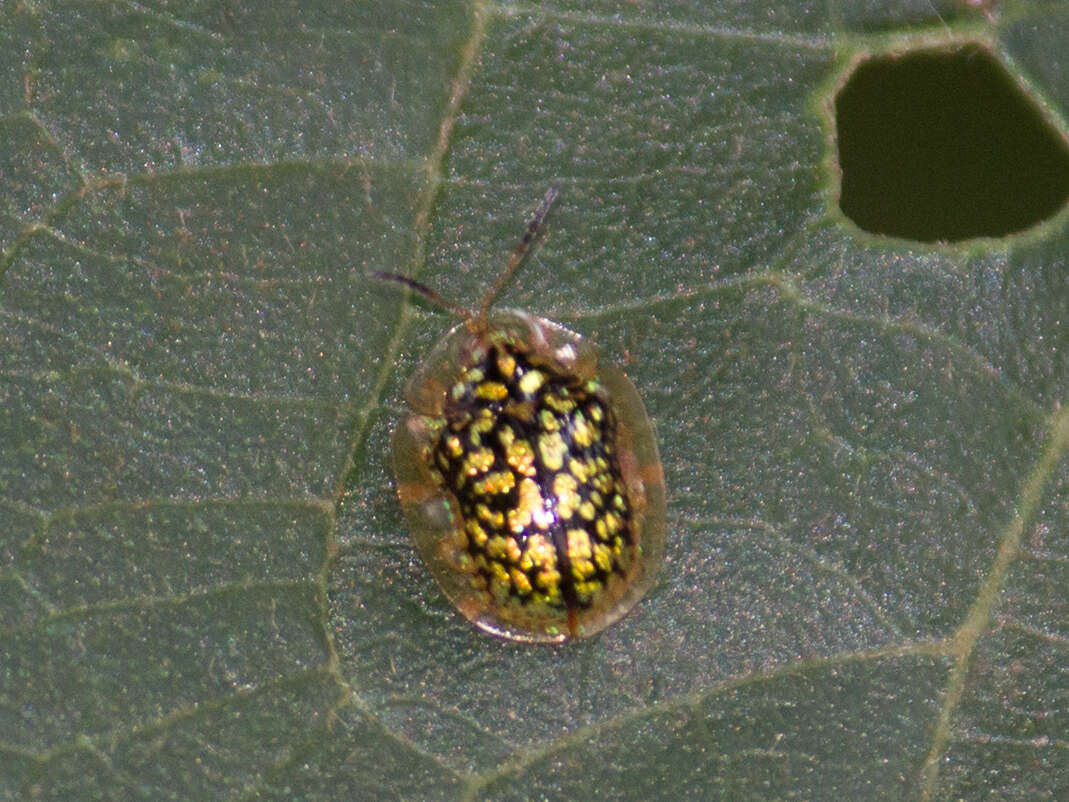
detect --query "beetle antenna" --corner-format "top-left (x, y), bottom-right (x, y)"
top-left (372, 186), bottom-right (561, 329)
top-left (476, 184), bottom-right (561, 326)
top-left (370, 271), bottom-right (472, 321)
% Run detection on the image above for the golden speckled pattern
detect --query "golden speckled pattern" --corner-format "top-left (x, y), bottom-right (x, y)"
top-left (428, 340), bottom-right (635, 625)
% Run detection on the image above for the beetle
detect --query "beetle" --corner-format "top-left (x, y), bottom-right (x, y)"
top-left (375, 187), bottom-right (665, 642)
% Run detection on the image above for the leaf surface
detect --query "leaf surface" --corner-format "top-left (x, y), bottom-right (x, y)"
top-left (1, 1), bottom-right (1067, 799)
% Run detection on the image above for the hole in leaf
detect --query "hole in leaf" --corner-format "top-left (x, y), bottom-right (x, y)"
top-left (835, 43), bottom-right (1069, 242)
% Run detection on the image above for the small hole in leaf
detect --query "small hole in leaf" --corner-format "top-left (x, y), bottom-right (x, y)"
top-left (835, 43), bottom-right (1069, 242)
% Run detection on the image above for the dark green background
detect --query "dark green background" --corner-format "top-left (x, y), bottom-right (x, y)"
top-left (1, 1), bottom-right (1066, 799)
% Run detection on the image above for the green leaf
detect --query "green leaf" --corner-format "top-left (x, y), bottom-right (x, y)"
top-left (2, 1), bottom-right (1067, 799)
